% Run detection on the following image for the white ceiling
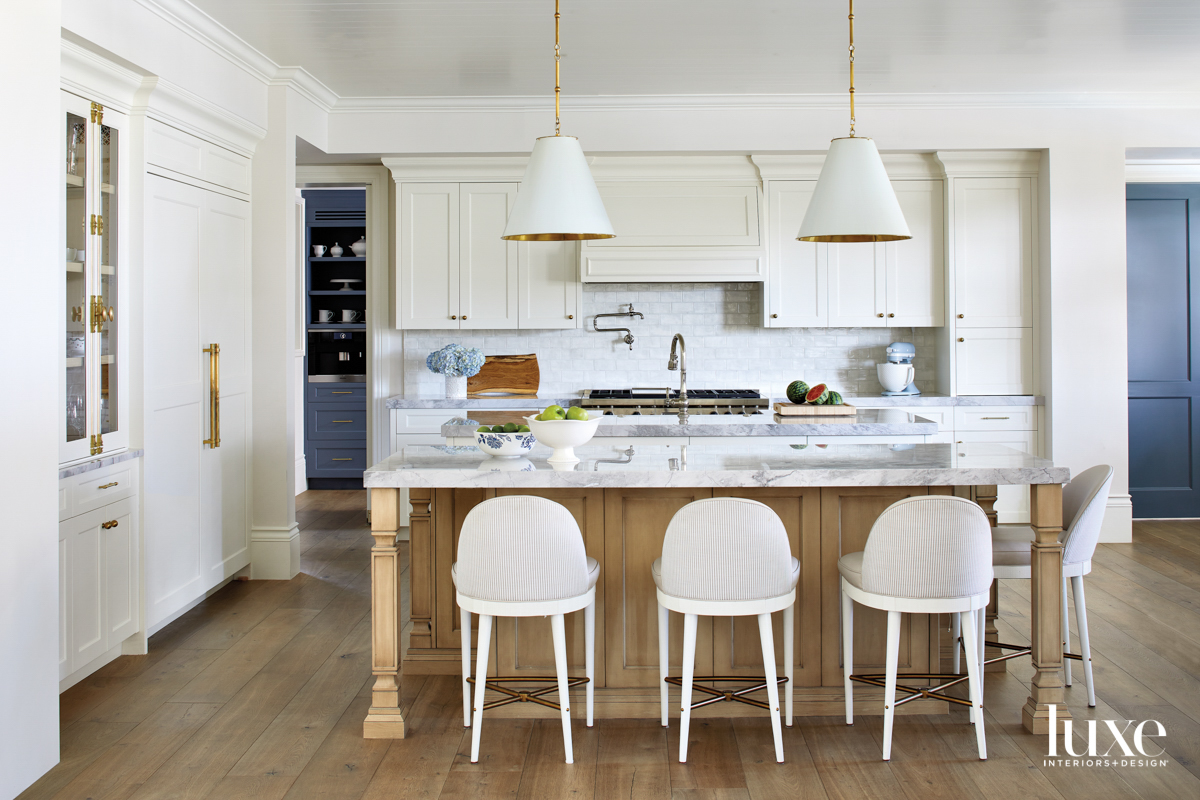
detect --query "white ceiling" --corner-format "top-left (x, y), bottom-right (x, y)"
top-left (187, 0), bottom-right (1200, 100)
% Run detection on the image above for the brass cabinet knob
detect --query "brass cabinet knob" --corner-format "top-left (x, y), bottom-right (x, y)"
top-left (877, 312), bottom-right (884, 318)
top-left (451, 315), bottom-right (457, 320)
top-left (958, 337), bottom-right (965, 342)
top-left (958, 313), bottom-right (965, 319)
top-left (462, 315), bottom-right (467, 320)
top-left (771, 313), bottom-right (778, 319)
top-left (887, 313), bottom-right (895, 318)
top-left (567, 314), bottom-right (574, 319)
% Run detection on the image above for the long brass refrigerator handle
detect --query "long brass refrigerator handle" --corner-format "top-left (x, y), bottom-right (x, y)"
top-left (203, 343), bottom-right (221, 448)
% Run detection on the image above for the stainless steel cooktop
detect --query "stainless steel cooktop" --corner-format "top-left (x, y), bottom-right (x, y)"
top-left (580, 388), bottom-right (769, 416)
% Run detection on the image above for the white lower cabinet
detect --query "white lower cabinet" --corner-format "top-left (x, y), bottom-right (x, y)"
top-left (955, 328), bottom-right (1033, 395)
top-left (953, 414), bottom-right (1038, 524)
top-left (59, 464), bottom-right (141, 687)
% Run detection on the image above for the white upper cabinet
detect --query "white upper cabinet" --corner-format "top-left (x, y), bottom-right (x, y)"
top-left (766, 182), bottom-right (826, 327)
top-left (587, 183), bottom-right (760, 248)
top-left (953, 177), bottom-right (1034, 328)
top-left (955, 327), bottom-right (1034, 395)
top-left (886, 181), bottom-right (946, 327)
top-left (519, 241), bottom-right (580, 329)
top-left (400, 183), bottom-right (460, 330)
top-left (459, 184), bottom-right (518, 330)
top-left (828, 242), bottom-right (886, 327)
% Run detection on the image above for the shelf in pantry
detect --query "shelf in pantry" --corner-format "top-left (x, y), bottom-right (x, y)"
top-left (309, 290), bottom-right (366, 296)
top-left (307, 323), bottom-right (366, 331)
top-left (65, 263), bottom-right (116, 274)
top-left (101, 183), bottom-right (115, 194)
top-left (309, 256), bottom-right (365, 262)
top-left (65, 355), bottom-right (116, 368)
top-left (65, 174), bottom-right (84, 188)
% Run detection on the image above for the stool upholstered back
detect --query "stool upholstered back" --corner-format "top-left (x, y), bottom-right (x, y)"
top-left (1060, 465), bottom-right (1114, 568)
top-left (861, 496), bottom-right (993, 599)
top-left (660, 497), bottom-right (793, 601)
top-left (455, 496), bottom-right (588, 602)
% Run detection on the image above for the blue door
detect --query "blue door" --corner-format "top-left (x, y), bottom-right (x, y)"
top-left (1127, 184), bottom-right (1200, 518)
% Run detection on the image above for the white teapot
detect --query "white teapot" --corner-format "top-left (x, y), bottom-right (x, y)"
top-left (350, 236), bottom-right (367, 257)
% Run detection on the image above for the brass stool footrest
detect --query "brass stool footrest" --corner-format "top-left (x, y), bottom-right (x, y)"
top-left (664, 675), bottom-right (789, 711)
top-left (466, 676), bottom-right (590, 712)
top-left (970, 639), bottom-right (1083, 668)
top-left (849, 672), bottom-right (978, 708)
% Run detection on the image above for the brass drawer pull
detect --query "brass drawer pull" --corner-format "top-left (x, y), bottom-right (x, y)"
top-left (98, 481), bottom-right (119, 489)
top-left (101, 520), bottom-right (119, 529)
top-left (980, 416), bottom-right (1010, 420)
top-left (331, 391), bottom-right (353, 394)
top-left (203, 343), bottom-right (221, 448)
top-left (331, 457), bottom-right (354, 461)
top-left (887, 313), bottom-right (895, 318)
top-left (332, 420), bottom-right (354, 423)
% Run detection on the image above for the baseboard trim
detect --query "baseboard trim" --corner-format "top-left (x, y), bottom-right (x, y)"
top-left (250, 524), bottom-right (301, 579)
top-left (1100, 494), bottom-right (1133, 544)
top-left (295, 455), bottom-right (307, 495)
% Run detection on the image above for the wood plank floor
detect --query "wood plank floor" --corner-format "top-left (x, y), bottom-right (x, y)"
top-left (19, 496), bottom-right (1200, 800)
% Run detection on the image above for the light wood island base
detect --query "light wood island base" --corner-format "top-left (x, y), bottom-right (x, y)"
top-left (366, 481), bottom-right (1069, 736)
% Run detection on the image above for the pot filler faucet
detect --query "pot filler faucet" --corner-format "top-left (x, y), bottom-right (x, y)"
top-left (592, 303), bottom-right (644, 350)
top-left (667, 333), bottom-right (688, 414)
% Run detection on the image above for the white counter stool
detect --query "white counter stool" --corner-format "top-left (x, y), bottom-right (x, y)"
top-left (960, 465), bottom-right (1113, 708)
top-left (654, 497), bottom-right (798, 764)
top-left (840, 495), bottom-right (993, 761)
top-left (452, 496), bottom-right (599, 764)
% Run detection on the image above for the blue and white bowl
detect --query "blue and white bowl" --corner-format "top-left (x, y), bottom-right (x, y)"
top-left (474, 431), bottom-right (536, 458)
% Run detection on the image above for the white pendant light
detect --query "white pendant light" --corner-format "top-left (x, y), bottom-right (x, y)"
top-left (502, 0), bottom-right (614, 241)
top-left (797, 0), bottom-right (910, 243)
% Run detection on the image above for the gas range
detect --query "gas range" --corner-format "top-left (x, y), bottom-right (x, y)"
top-left (580, 388), bottom-right (769, 416)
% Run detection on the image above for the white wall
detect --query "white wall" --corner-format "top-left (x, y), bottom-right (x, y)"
top-left (0, 1), bottom-right (64, 796)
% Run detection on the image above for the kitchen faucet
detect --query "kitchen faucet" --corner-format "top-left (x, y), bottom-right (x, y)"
top-left (667, 333), bottom-right (688, 415)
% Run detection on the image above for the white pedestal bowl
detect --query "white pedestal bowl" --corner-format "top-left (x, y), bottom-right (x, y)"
top-left (523, 412), bottom-right (602, 464)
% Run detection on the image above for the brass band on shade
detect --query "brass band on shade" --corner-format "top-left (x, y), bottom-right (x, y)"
top-left (798, 233), bottom-right (911, 242)
top-left (502, 232), bottom-right (617, 241)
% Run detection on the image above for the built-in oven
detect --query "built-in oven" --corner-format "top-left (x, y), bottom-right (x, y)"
top-left (307, 330), bottom-right (366, 380)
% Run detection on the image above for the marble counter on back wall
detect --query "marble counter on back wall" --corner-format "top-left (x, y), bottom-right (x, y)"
top-left (386, 394), bottom-right (580, 410)
top-left (387, 392), bottom-right (1043, 410)
top-left (59, 449), bottom-right (144, 480)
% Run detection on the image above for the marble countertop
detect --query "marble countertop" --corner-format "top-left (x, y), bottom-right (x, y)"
top-left (386, 394), bottom-right (579, 409)
top-left (59, 449), bottom-right (144, 479)
top-left (836, 394), bottom-right (1044, 407)
top-left (441, 409), bottom-right (937, 438)
top-left (387, 392), bottom-right (1042, 410)
top-left (364, 442), bottom-right (1068, 489)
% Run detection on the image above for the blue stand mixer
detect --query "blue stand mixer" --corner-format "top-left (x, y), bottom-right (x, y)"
top-left (878, 342), bottom-right (921, 396)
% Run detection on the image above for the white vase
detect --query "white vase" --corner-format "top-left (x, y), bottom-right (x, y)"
top-left (445, 374), bottom-right (468, 399)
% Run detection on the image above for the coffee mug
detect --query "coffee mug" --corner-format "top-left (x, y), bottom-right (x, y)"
top-left (341, 309), bottom-right (361, 323)
top-left (317, 309), bottom-right (333, 322)
top-left (312, 245), bottom-right (327, 257)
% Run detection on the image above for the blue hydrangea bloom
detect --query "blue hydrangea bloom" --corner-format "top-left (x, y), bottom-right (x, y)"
top-left (426, 344), bottom-right (485, 377)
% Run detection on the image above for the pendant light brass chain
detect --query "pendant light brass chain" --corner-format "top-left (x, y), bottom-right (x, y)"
top-left (848, 0), bottom-right (856, 137)
top-left (554, 0), bottom-right (562, 136)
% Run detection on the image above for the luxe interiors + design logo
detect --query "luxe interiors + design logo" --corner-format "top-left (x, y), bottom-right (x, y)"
top-left (1043, 705), bottom-right (1169, 768)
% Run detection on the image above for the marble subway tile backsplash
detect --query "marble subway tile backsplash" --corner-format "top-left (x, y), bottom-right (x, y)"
top-left (401, 283), bottom-right (939, 398)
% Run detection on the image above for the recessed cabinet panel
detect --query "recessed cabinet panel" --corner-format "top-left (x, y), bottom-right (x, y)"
top-left (767, 181), bottom-right (826, 327)
top-left (954, 177), bottom-right (1034, 328)
top-left (956, 328), bottom-right (1034, 395)
top-left (519, 241), bottom-right (580, 329)
top-left (886, 181), bottom-right (945, 327)
top-left (459, 184), bottom-right (518, 329)
top-left (588, 183), bottom-right (759, 247)
top-left (67, 510), bottom-right (106, 669)
top-left (101, 499), bottom-right (138, 644)
top-left (400, 183), bottom-right (459, 329)
top-left (59, 529), bottom-right (70, 681)
top-left (828, 243), bottom-right (885, 327)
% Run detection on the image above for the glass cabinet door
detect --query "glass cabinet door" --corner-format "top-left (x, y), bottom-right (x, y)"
top-left (61, 94), bottom-right (126, 463)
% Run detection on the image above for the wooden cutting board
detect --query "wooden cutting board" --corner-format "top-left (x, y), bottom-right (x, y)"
top-left (467, 354), bottom-right (540, 396)
top-left (773, 402), bottom-right (857, 416)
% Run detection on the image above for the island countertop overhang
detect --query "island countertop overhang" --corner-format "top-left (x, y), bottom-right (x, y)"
top-left (364, 442), bottom-right (1069, 489)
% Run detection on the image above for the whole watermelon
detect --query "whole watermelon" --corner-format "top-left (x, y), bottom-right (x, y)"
top-left (826, 390), bottom-right (844, 406)
top-left (786, 380), bottom-right (810, 404)
top-left (805, 383), bottom-right (829, 404)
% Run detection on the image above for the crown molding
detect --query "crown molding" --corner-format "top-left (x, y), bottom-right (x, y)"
top-left (382, 156), bottom-right (531, 183)
top-left (334, 91), bottom-right (1200, 115)
top-left (935, 150), bottom-right (1042, 177)
top-left (61, 39), bottom-right (145, 114)
top-left (752, 153), bottom-right (945, 181)
top-left (272, 67), bottom-right (338, 113)
top-left (1125, 162), bottom-right (1200, 183)
top-left (134, 0), bottom-right (276, 83)
top-left (136, 76), bottom-right (265, 157)
top-left (589, 156), bottom-right (759, 182)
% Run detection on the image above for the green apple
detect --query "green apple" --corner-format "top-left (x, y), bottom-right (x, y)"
top-left (566, 406), bottom-right (590, 421)
top-left (540, 404), bottom-right (567, 421)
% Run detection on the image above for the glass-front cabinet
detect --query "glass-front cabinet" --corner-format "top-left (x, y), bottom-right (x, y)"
top-left (61, 92), bottom-right (127, 463)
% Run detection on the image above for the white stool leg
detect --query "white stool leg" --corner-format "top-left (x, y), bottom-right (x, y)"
top-left (550, 613), bottom-right (574, 764)
top-left (679, 613), bottom-right (698, 763)
top-left (757, 613), bottom-right (784, 763)
top-left (882, 610), bottom-right (901, 761)
top-left (460, 607), bottom-right (472, 727)
top-left (977, 606), bottom-right (986, 719)
top-left (951, 611), bottom-right (961, 674)
top-left (962, 607), bottom-right (988, 760)
top-left (784, 603), bottom-right (795, 727)
top-left (1073, 576), bottom-right (1096, 707)
top-left (585, 599), bottom-right (596, 728)
top-left (658, 601), bottom-right (670, 727)
top-left (469, 614), bottom-right (493, 763)
top-left (1062, 575), bottom-right (1072, 687)
top-left (841, 584), bottom-right (854, 725)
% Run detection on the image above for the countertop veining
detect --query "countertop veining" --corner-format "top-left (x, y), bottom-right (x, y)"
top-left (59, 449), bottom-right (144, 480)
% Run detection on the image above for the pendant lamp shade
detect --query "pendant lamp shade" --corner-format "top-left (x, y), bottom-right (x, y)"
top-left (501, 136), bottom-right (615, 241)
top-left (797, 137), bottom-right (911, 243)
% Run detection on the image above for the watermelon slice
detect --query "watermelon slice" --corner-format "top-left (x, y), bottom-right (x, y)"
top-left (786, 380), bottom-right (809, 404)
top-left (805, 383), bottom-right (829, 404)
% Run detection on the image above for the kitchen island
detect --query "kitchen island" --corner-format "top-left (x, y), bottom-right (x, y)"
top-left (361, 442), bottom-right (1072, 739)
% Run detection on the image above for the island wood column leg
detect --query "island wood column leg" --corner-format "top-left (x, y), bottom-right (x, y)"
top-left (973, 485), bottom-right (1004, 672)
top-left (1023, 482), bottom-right (1070, 734)
top-left (364, 487), bottom-right (405, 738)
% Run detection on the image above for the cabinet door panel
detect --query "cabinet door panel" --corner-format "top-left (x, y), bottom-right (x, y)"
top-left (956, 328), bottom-right (1033, 395)
top-left (766, 181), bottom-right (827, 327)
top-left (954, 431), bottom-right (1037, 523)
top-left (460, 184), bottom-right (518, 329)
top-left (887, 181), bottom-right (945, 327)
top-left (519, 241), bottom-right (580, 329)
top-left (101, 498), bottom-right (138, 643)
top-left (828, 243), bottom-right (885, 327)
top-left (400, 183), bottom-right (459, 329)
top-left (603, 488), bottom-right (714, 688)
top-left (67, 510), bottom-right (106, 669)
top-left (60, 527), bottom-right (70, 680)
top-left (954, 177), bottom-right (1033, 327)
top-left (820, 487), bottom-right (934, 686)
